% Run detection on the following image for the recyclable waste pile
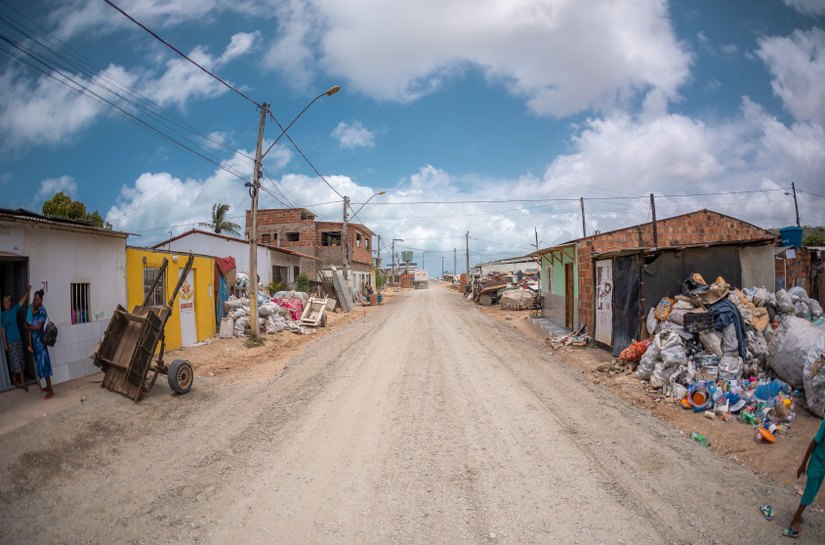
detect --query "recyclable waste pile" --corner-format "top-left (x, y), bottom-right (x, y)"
top-left (220, 282), bottom-right (312, 337)
top-left (624, 273), bottom-right (825, 444)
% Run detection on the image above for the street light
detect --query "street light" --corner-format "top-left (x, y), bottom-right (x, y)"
top-left (343, 191), bottom-right (386, 281)
top-left (248, 85), bottom-right (341, 338)
top-left (391, 238), bottom-right (404, 286)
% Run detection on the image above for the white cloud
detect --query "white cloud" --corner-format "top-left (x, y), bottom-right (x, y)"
top-left (36, 175), bottom-right (78, 202)
top-left (782, 0), bottom-right (825, 16)
top-left (757, 28), bottom-right (825, 126)
top-left (331, 120), bottom-right (376, 149)
top-left (265, 0), bottom-right (691, 117)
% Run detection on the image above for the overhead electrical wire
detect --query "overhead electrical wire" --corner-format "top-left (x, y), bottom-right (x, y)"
top-left (103, 0), bottom-right (260, 107)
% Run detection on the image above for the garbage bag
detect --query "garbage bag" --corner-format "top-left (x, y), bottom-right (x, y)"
top-left (235, 272), bottom-right (250, 290)
top-left (747, 329), bottom-right (769, 362)
top-left (655, 329), bottom-right (682, 352)
top-left (655, 297), bottom-right (674, 321)
top-left (721, 323), bottom-right (739, 354)
top-left (668, 308), bottom-right (687, 326)
top-left (650, 360), bottom-right (678, 389)
top-left (233, 316), bottom-right (249, 337)
top-left (805, 357), bottom-right (825, 417)
top-left (646, 307), bottom-right (659, 336)
top-left (218, 317), bottom-right (234, 338)
top-left (767, 316), bottom-right (825, 389)
top-left (788, 286), bottom-right (809, 300)
top-left (258, 302), bottom-right (279, 317)
top-left (265, 314), bottom-right (288, 334)
top-left (776, 289), bottom-right (795, 314)
top-left (794, 301), bottom-right (810, 318)
top-left (661, 345), bottom-right (687, 366)
top-left (636, 344), bottom-right (660, 380)
top-left (699, 331), bottom-right (723, 357)
top-left (718, 355), bottom-right (743, 380)
top-left (753, 287), bottom-right (769, 307)
top-left (810, 299), bottom-right (824, 319)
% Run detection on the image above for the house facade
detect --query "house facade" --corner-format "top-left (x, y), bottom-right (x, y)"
top-left (153, 229), bottom-right (316, 288)
top-left (0, 209), bottom-right (127, 391)
top-left (245, 208), bottom-right (376, 291)
top-left (533, 210), bottom-right (776, 354)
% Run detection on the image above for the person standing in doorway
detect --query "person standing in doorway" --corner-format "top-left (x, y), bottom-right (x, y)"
top-left (25, 289), bottom-right (54, 399)
top-left (1, 285), bottom-right (31, 391)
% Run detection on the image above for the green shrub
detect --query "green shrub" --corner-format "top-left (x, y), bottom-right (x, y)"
top-left (295, 272), bottom-right (310, 293)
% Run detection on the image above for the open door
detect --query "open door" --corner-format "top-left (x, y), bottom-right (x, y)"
top-left (0, 257), bottom-right (33, 392)
top-left (594, 259), bottom-right (613, 346)
top-left (564, 263), bottom-right (574, 328)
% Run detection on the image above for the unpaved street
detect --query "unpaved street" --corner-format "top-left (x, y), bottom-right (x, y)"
top-left (1, 287), bottom-right (822, 544)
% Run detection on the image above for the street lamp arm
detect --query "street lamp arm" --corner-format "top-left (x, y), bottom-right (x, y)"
top-left (261, 85), bottom-right (340, 160)
top-left (349, 191), bottom-right (386, 221)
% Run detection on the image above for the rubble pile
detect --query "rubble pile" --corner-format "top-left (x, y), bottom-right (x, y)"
top-left (626, 274), bottom-right (825, 443)
top-left (220, 279), bottom-right (313, 337)
top-left (472, 271), bottom-right (540, 307)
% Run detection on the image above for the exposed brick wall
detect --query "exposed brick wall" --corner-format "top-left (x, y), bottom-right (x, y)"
top-left (247, 209), bottom-right (374, 268)
top-left (577, 210), bottom-right (775, 335)
top-left (775, 248), bottom-right (813, 294)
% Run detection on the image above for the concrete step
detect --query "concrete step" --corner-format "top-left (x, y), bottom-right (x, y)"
top-left (527, 316), bottom-right (572, 338)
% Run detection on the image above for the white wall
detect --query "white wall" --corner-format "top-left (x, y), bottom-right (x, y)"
top-left (162, 232), bottom-right (301, 285)
top-left (0, 221), bottom-right (127, 386)
top-left (479, 260), bottom-right (539, 275)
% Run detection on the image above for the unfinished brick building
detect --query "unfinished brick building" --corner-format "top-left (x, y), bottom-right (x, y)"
top-left (533, 209), bottom-right (776, 354)
top-left (245, 208), bottom-right (375, 289)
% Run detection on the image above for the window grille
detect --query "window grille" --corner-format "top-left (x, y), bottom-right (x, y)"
top-left (70, 283), bottom-right (91, 324)
top-left (143, 267), bottom-right (166, 307)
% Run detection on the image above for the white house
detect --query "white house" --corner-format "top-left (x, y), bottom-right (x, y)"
top-left (0, 209), bottom-right (127, 391)
top-left (154, 229), bottom-right (318, 286)
top-left (476, 256), bottom-right (539, 276)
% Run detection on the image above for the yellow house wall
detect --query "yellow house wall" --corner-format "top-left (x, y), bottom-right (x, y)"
top-left (126, 248), bottom-right (216, 351)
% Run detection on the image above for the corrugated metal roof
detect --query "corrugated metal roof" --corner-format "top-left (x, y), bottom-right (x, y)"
top-left (0, 208), bottom-right (128, 238)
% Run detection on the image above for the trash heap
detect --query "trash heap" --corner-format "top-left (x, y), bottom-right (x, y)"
top-left (624, 274), bottom-right (825, 444)
top-left (220, 284), bottom-right (312, 338)
top-left (471, 271), bottom-right (539, 307)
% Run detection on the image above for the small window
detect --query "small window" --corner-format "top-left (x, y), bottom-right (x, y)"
top-left (261, 233), bottom-right (271, 244)
top-left (293, 266), bottom-right (300, 280)
top-left (143, 267), bottom-right (166, 307)
top-left (366, 237), bottom-right (371, 250)
top-left (356, 233), bottom-right (362, 247)
top-left (321, 232), bottom-right (341, 246)
top-left (286, 232), bottom-right (299, 242)
top-left (300, 211), bottom-right (315, 220)
top-left (71, 282), bottom-right (91, 324)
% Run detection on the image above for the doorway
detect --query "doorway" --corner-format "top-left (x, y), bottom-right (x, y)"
top-left (564, 263), bottom-right (574, 328)
top-left (0, 257), bottom-right (34, 392)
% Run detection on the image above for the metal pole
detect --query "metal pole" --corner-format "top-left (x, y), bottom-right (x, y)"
top-left (650, 193), bottom-right (658, 246)
top-left (792, 182), bottom-right (800, 227)
top-left (580, 197), bottom-right (586, 238)
top-left (392, 239), bottom-right (396, 286)
top-left (465, 231), bottom-right (470, 277)
top-left (248, 103), bottom-right (269, 338)
top-left (454, 248), bottom-right (457, 278)
top-left (342, 196), bottom-right (350, 279)
top-left (441, 256), bottom-right (444, 278)
top-left (376, 234), bottom-right (381, 269)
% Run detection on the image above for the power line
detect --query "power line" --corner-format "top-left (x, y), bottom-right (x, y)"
top-left (103, 0), bottom-right (259, 107)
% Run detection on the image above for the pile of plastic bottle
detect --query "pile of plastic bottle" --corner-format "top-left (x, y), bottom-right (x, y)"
top-left (683, 378), bottom-right (799, 445)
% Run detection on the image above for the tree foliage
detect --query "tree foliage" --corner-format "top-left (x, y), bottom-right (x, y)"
top-left (42, 192), bottom-right (109, 228)
top-left (200, 202), bottom-right (241, 237)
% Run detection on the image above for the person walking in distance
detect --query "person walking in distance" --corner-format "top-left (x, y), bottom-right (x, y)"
top-left (25, 289), bottom-right (54, 399)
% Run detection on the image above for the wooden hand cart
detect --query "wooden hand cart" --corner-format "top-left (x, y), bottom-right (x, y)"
top-left (92, 255), bottom-right (195, 402)
top-left (300, 296), bottom-right (329, 327)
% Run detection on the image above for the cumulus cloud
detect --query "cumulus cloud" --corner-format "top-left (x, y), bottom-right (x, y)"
top-left (264, 0), bottom-right (691, 117)
top-left (782, 0), bottom-right (825, 16)
top-left (757, 28), bottom-right (825, 126)
top-left (330, 120), bottom-right (376, 149)
top-left (36, 175), bottom-right (78, 202)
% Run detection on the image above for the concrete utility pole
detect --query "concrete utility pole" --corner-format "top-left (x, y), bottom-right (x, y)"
top-left (342, 195), bottom-right (350, 279)
top-left (421, 250), bottom-right (425, 270)
top-left (376, 234), bottom-right (381, 268)
top-left (248, 103), bottom-right (269, 339)
top-left (650, 193), bottom-right (658, 246)
top-left (453, 248), bottom-right (457, 278)
top-left (465, 231), bottom-right (470, 277)
top-left (580, 197), bottom-right (586, 238)
top-left (441, 256), bottom-right (445, 278)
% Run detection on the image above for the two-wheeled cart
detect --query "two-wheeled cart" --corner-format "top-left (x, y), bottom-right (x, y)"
top-left (92, 255), bottom-right (195, 402)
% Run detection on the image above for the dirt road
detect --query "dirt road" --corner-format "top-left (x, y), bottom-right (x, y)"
top-left (1, 287), bottom-right (822, 544)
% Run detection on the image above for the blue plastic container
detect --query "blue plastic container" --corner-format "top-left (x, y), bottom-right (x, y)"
top-left (779, 226), bottom-right (803, 247)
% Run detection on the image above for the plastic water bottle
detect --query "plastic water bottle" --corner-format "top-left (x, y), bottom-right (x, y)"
top-left (690, 432), bottom-right (711, 447)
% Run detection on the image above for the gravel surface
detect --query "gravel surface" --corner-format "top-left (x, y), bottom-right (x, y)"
top-left (1, 286), bottom-right (822, 544)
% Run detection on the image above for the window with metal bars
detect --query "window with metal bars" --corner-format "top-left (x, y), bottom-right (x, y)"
top-left (70, 283), bottom-right (91, 324)
top-left (143, 267), bottom-right (166, 307)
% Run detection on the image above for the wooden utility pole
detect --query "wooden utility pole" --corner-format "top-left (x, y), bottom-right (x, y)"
top-left (650, 193), bottom-right (658, 246)
top-left (248, 103), bottom-right (269, 338)
top-left (465, 231), bottom-right (470, 276)
top-left (533, 227), bottom-right (540, 250)
top-left (580, 197), bottom-right (586, 238)
top-left (791, 182), bottom-right (800, 227)
top-left (342, 196), bottom-right (351, 279)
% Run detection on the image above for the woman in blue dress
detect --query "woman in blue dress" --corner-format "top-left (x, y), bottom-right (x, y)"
top-left (25, 289), bottom-right (54, 399)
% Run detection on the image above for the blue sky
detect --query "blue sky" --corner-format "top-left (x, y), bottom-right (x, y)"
top-left (1, 0), bottom-right (824, 275)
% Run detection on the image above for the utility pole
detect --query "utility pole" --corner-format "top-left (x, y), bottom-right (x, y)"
top-left (342, 196), bottom-right (350, 280)
top-left (247, 103), bottom-right (269, 339)
top-left (421, 250), bottom-right (425, 270)
top-left (580, 197), bottom-right (586, 238)
top-left (533, 227), bottom-right (541, 251)
top-left (441, 256), bottom-right (445, 278)
top-left (376, 234), bottom-right (381, 269)
top-left (791, 182), bottom-right (800, 227)
top-left (465, 231), bottom-right (470, 277)
top-left (650, 193), bottom-right (658, 246)
top-left (453, 248), bottom-right (457, 278)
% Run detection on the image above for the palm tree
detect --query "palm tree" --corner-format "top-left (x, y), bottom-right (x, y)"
top-left (200, 202), bottom-right (241, 236)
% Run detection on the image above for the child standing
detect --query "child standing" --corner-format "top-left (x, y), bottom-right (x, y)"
top-left (784, 417), bottom-right (825, 538)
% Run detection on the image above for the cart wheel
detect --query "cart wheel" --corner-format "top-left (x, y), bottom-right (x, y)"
top-left (168, 359), bottom-right (193, 394)
top-left (320, 314), bottom-right (328, 327)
